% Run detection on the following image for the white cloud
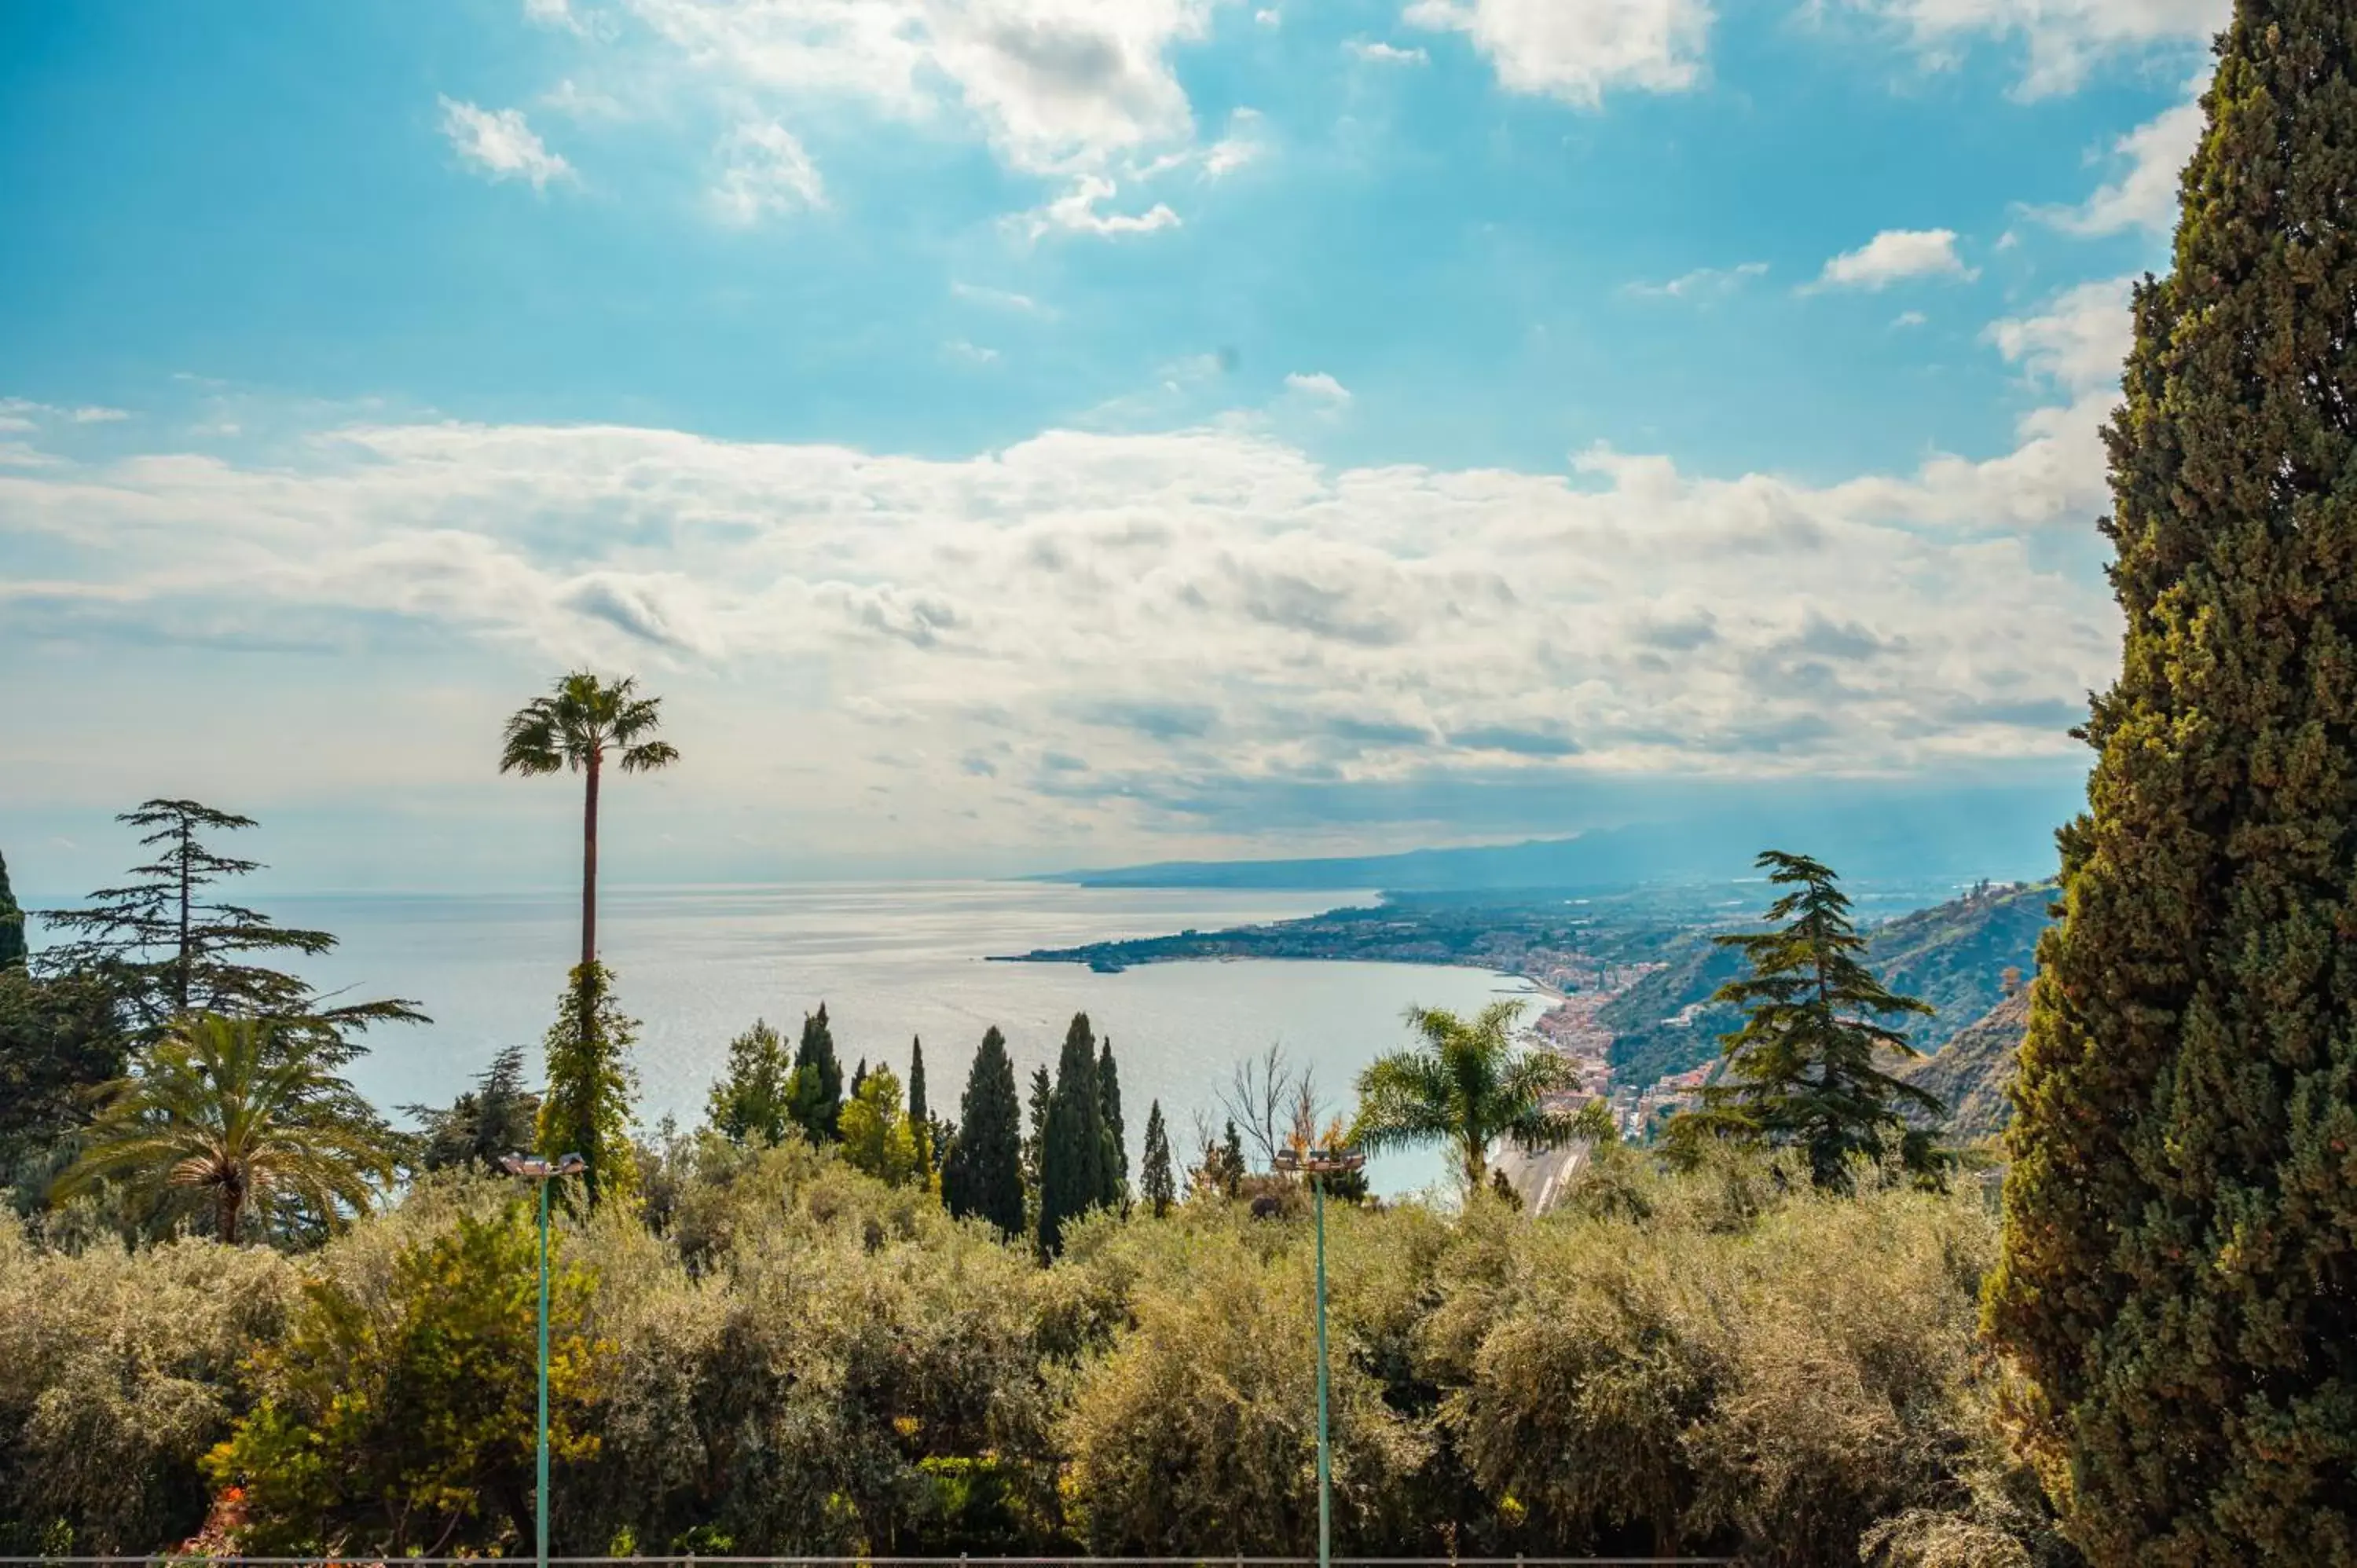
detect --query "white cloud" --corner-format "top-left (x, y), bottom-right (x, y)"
top-left (438, 97), bottom-right (575, 190)
top-left (1893, 310), bottom-right (1928, 329)
top-left (1813, 229), bottom-right (1974, 291)
top-left (1988, 277), bottom-right (2134, 398)
top-left (1284, 372), bottom-right (1352, 403)
top-left (0, 397), bottom-right (132, 430)
top-left (0, 350), bottom-right (2123, 840)
top-left (944, 339), bottom-right (1001, 364)
top-left (2044, 80), bottom-right (2206, 236)
top-left (1019, 174), bottom-right (1180, 240)
top-left (1346, 39), bottom-right (1429, 64)
top-left (1624, 261), bottom-right (1767, 299)
top-left (1834, 0), bottom-right (2227, 97)
top-left (524, 0), bottom-right (590, 32)
top-left (712, 119), bottom-right (825, 223)
top-left (1254, 5), bottom-right (1279, 23)
top-left (71, 407), bottom-right (130, 423)
top-left (1403, 0), bottom-right (1711, 106)
top-left (1199, 107), bottom-right (1266, 178)
top-left (952, 281), bottom-right (1048, 314)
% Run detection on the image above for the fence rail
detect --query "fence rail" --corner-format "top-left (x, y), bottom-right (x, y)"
top-left (0, 1558), bottom-right (1740, 1566)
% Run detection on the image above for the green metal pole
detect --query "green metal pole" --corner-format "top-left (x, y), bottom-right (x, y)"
top-left (1314, 1172), bottom-right (1332, 1568)
top-left (536, 1174), bottom-right (552, 1568)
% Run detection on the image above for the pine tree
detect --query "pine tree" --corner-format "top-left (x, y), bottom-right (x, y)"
top-left (941, 1025), bottom-right (1025, 1239)
top-left (907, 1035), bottom-right (933, 1178)
top-left (406, 1045), bottom-right (542, 1175)
top-left (1140, 1098), bottom-right (1176, 1218)
top-left (40, 800), bottom-right (422, 1042)
top-left (1037, 1012), bottom-right (1108, 1258)
top-left (0, 847), bottom-right (25, 971)
top-left (536, 962), bottom-right (640, 1211)
top-left (1987, 9), bottom-right (2357, 1558)
top-left (1661, 852), bottom-right (1944, 1189)
top-left (1096, 1035), bottom-right (1128, 1209)
top-left (789, 1003), bottom-right (843, 1143)
top-left (705, 1019), bottom-right (794, 1146)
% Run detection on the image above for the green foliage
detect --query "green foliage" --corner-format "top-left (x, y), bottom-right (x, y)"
top-left (53, 1013), bottom-right (400, 1244)
top-left (0, 846), bottom-right (25, 970)
top-left (35, 801), bottom-right (423, 1042)
top-left (1663, 852), bottom-right (1946, 1189)
top-left (705, 1019), bottom-right (795, 1147)
top-left (838, 1065), bottom-right (920, 1186)
top-left (1351, 999), bottom-right (1580, 1191)
top-left (0, 965), bottom-right (125, 1200)
top-left (207, 1198), bottom-right (601, 1555)
top-left (941, 1025), bottom-right (1025, 1240)
top-left (1987, 9), bottom-right (2357, 1561)
top-left (790, 1004), bottom-right (845, 1144)
top-left (1095, 1036), bottom-right (1127, 1209)
top-left (537, 962), bottom-right (640, 1212)
top-left (1021, 1062), bottom-right (1052, 1206)
top-left (497, 671), bottom-right (680, 786)
top-left (405, 1043), bottom-right (541, 1176)
top-left (907, 1036), bottom-right (932, 1178)
top-left (0, 1218), bottom-right (298, 1553)
top-left (1139, 1099), bottom-right (1175, 1218)
top-left (1037, 1013), bottom-right (1109, 1258)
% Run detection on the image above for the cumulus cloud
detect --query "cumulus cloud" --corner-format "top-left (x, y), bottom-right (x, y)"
top-left (1833, 0), bottom-right (2227, 97)
top-left (2042, 81), bottom-right (2206, 236)
top-left (0, 343), bottom-right (2124, 833)
top-left (1284, 372), bottom-right (1352, 403)
top-left (712, 119), bottom-right (825, 222)
top-left (1346, 39), bottom-right (1429, 64)
top-left (1813, 229), bottom-right (1974, 291)
top-left (438, 97), bottom-right (575, 189)
top-left (1988, 277), bottom-right (2135, 397)
top-left (1019, 174), bottom-right (1180, 240)
top-left (1403, 0), bottom-right (1712, 106)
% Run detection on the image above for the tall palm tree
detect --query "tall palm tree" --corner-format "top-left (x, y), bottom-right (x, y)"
top-left (1350, 999), bottom-right (1582, 1192)
top-left (498, 671), bottom-right (680, 998)
top-left (53, 1013), bottom-right (398, 1243)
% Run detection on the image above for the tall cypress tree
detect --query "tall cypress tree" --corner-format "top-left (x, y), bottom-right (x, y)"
top-left (1987, 9), bottom-right (2357, 1559)
top-left (0, 847), bottom-right (25, 971)
top-left (942, 1025), bottom-right (1025, 1239)
top-left (1140, 1098), bottom-right (1176, 1218)
top-left (907, 1035), bottom-right (932, 1178)
top-left (1022, 1063), bottom-right (1053, 1200)
top-left (1096, 1035), bottom-right (1128, 1209)
top-left (789, 1003), bottom-right (844, 1143)
top-left (1037, 1012), bottom-right (1108, 1258)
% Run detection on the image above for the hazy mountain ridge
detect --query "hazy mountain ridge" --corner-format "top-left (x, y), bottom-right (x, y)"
top-left (1901, 990), bottom-right (2032, 1141)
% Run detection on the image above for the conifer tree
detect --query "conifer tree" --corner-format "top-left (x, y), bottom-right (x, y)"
top-left (907, 1035), bottom-right (933, 1178)
top-left (941, 1025), bottom-right (1025, 1239)
top-left (1140, 1098), bottom-right (1176, 1218)
top-left (1037, 1012), bottom-right (1108, 1258)
top-left (0, 847), bottom-right (25, 971)
top-left (406, 1044), bottom-right (541, 1175)
top-left (789, 1003), bottom-right (844, 1143)
top-left (1661, 852), bottom-right (1943, 1188)
top-left (705, 1019), bottom-right (794, 1146)
top-left (536, 962), bottom-right (639, 1211)
top-left (1988, 9), bottom-right (2357, 1557)
top-left (1022, 1063), bottom-right (1053, 1200)
top-left (1096, 1035), bottom-right (1128, 1209)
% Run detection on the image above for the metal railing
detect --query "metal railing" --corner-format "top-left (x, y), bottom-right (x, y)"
top-left (0, 1557), bottom-right (1741, 1566)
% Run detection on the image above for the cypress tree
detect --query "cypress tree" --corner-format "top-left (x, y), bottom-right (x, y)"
top-left (1140, 1098), bottom-right (1176, 1218)
top-left (789, 1003), bottom-right (843, 1143)
top-left (942, 1025), bottom-right (1025, 1239)
top-left (1987, 9), bottom-right (2357, 1559)
top-left (1662, 851), bottom-right (1945, 1189)
top-left (537, 961), bottom-right (640, 1211)
top-left (851, 1057), bottom-right (869, 1096)
top-left (1037, 1012), bottom-right (1108, 1258)
top-left (0, 848), bottom-right (25, 971)
top-left (1022, 1063), bottom-right (1053, 1199)
top-left (907, 1035), bottom-right (932, 1178)
top-left (1096, 1035), bottom-right (1128, 1208)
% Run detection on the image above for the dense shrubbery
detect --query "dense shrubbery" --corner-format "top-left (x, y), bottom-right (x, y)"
top-left (0, 1132), bottom-right (2073, 1564)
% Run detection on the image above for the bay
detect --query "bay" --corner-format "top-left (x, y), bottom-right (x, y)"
top-left (277, 882), bottom-right (1543, 1198)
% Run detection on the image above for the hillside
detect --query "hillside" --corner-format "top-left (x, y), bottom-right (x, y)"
top-left (1600, 881), bottom-right (2056, 1088)
top-left (1901, 990), bottom-right (2031, 1140)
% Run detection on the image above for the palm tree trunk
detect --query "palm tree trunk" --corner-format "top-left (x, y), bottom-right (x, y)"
top-left (577, 754), bottom-right (599, 1046)
top-left (217, 1178), bottom-right (240, 1244)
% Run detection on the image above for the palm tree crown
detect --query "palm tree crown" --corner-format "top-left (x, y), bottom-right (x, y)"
top-left (499, 670), bottom-right (679, 780)
top-left (53, 1012), bottom-right (398, 1243)
top-left (1350, 999), bottom-right (1581, 1192)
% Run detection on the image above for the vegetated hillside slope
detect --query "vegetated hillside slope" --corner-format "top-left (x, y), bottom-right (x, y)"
top-left (1602, 881), bottom-right (2056, 1088)
top-left (1901, 989), bottom-right (2031, 1140)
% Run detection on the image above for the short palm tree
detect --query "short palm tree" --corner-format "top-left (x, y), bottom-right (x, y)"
top-left (499, 671), bottom-right (680, 989)
top-left (53, 1012), bottom-right (398, 1243)
top-left (1351, 999), bottom-right (1582, 1191)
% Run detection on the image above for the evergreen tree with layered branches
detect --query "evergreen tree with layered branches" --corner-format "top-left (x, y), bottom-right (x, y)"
top-left (1987, 6), bottom-right (2357, 1557)
top-left (1662, 852), bottom-right (1943, 1188)
top-left (404, 1045), bottom-right (540, 1176)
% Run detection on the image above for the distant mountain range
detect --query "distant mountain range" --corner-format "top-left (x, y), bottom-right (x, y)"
top-left (1042, 785), bottom-right (2076, 892)
top-left (1902, 990), bottom-right (2032, 1141)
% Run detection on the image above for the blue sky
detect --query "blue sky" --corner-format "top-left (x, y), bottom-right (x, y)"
top-left (0, 0), bottom-right (2226, 890)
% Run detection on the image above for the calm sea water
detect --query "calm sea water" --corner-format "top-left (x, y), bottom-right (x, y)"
top-left (272, 882), bottom-right (1541, 1198)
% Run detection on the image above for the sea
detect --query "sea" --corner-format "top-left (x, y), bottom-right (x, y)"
top-left (264, 881), bottom-right (1545, 1199)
